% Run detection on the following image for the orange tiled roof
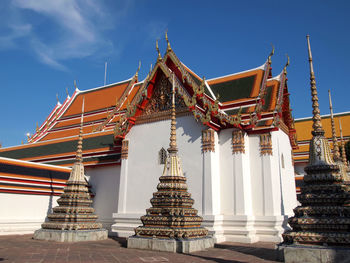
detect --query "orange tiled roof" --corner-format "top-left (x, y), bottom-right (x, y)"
top-left (0, 44), bottom-right (297, 167)
top-left (293, 112), bottom-right (350, 163)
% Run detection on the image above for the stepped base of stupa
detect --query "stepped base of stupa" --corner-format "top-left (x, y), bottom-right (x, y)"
top-left (33, 229), bottom-right (108, 242)
top-left (277, 244), bottom-right (350, 263)
top-left (127, 236), bottom-right (214, 253)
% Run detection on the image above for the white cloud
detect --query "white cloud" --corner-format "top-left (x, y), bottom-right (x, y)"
top-left (0, 0), bottom-right (118, 70)
top-left (0, 23), bottom-right (32, 49)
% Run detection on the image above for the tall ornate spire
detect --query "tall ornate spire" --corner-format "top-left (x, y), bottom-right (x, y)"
top-left (307, 35), bottom-right (324, 136)
top-left (130, 72), bottom-right (211, 250)
top-left (75, 97), bottom-right (84, 164)
top-left (168, 73), bottom-right (177, 154)
top-left (339, 119), bottom-right (348, 165)
top-left (281, 34), bottom-right (350, 248)
top-left (328, 90), bottom-right (340, 161)
top-left (34, 98), bottom-right (107, 241)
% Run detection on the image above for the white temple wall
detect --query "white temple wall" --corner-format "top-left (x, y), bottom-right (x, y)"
top-left (272, 130), bottom-right (297, 216)
top-left (0, 193), bottom-right (59, 235)
top-left (112, 115), bottom-right (205, 237)
top-left (86, 165), bottom-right (120, 232)
top-left (250, 130), bottom-right (297, 242)
top-left (111, 116), bottom-right (297, 242)
top-left (216, 129), bottom-right (297, 243)
top-left (124, 115), bottom-right (204, 214)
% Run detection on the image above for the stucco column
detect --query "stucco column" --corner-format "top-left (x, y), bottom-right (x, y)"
top-left (259, 133), bottom-right (281, 216)
top-left (223, 130), bottom-right (257, 243)
top-left (258, 133), bottom-right (284, 242)
top-left (201, 129), bottom-right (220, 215)
top-left (117, 139), bottom-right (129, 213)
top-left (201, 129), bottom-right (223, 241)
top-left (232, 130), bottom-right (253, 216)
top-left (112, 139), bottom-right (140, 237)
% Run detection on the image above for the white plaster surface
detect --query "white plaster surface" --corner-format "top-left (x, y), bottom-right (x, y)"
top-left (86, 165), bottom-right (120, 232)
top-left (120, 116), bottom-right (204, 214)
top-left (1, 116), bottom-right (298, 243)
top-left (0, 193), bottom-right (59, 234)
top-left (112, 123), bottom-right (298, 243)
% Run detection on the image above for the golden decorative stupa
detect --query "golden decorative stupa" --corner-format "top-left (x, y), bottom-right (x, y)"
top-left (282, 35), bottom-right (350, 246)
top-left (34, 98), bottom-right (108, 242)
top-left (128, 73), bottom-right (213, 252)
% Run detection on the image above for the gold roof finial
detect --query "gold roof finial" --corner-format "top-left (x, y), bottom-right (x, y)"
top-left (268, 44), bottom-right (275, 64)
top-left (146, 63), bottom-right (153, 79)
top-left (76, 97), bottom-right (85, 163)
top-left (168, 73), bottom-right (178, 154)
top-left (36, 122), bottom-right (39, 132)
top-left (165, 30), bottom-right (172, 52)
top-left (328, 90), bottom-right (340, 161)
top-left (156, 39), bottom-right (162, 61)
top-left (135, 61), bottom-right (141, 77)
top-left (284, 54), bottom-right (290, 74)
top-left (307, 35), bottom-right (324, 136)
top-left (56, 94), bottom-right (59, 104)
top-left (74, 80), bottom-right (78, 91)
top-left (339, 119), bottom-right (348, 165)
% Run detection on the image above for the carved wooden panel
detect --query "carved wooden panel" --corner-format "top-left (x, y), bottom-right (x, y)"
top-left (121, 139), bottom-right (129, 160)
top-left (232, 130), bottom-right (245, 154)
top-left (143, 74), bottom-right (187, 116)
top-left (260, 133), bottom-right (272, 156)
top-left (202, 129), bottom-right (215, 152)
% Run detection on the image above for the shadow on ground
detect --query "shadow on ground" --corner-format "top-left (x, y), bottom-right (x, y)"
top-left (109, 236), bottom-right (127, 248)
top-left (214, 243), bottom-right (282, 262)
top-left (189, 254), bottom-right (244, 263)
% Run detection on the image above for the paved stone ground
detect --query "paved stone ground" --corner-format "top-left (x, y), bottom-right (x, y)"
top-left (0, 234), bottom-right (282, 263)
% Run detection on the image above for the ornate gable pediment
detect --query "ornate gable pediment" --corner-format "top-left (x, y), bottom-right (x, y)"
top-left (136, 72), bottom-right (189, 124)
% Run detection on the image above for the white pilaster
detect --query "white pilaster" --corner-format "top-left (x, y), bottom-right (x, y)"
top-left (233, 132), bottom-right (253, 216)
top-left (257, 134), bottom-right (285, 242)
top-left (117, 158), bottom-right (128, 214)
top-left (201, 130), bottom-right (223, 242)
top-left (224, 131), bottom-right (257, 243)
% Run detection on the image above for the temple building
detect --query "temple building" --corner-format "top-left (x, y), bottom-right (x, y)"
top-left (0, 37), bottom-right (298, 243)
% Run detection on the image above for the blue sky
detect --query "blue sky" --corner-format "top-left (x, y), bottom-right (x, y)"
top-left (0, 0), bottom-right (349, 147)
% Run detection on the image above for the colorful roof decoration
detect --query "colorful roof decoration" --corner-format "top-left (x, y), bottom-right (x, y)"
top-left (0, 35), bottom-right (297, 167)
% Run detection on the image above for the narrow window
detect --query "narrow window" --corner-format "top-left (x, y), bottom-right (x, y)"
top-left (159, 148), bottom-right (167, 164)
top-left (281, 153), bottom-right (285, 169)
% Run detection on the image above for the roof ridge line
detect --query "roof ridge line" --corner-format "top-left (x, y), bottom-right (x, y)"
top-left (206, 63), bottom-right (266, 82)
top-left (79, 77), bottom-right (133, 94)
top-left (0, 156), bottom-right (71, 170)
top-left (295, 111), bottom-right (350, 121)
